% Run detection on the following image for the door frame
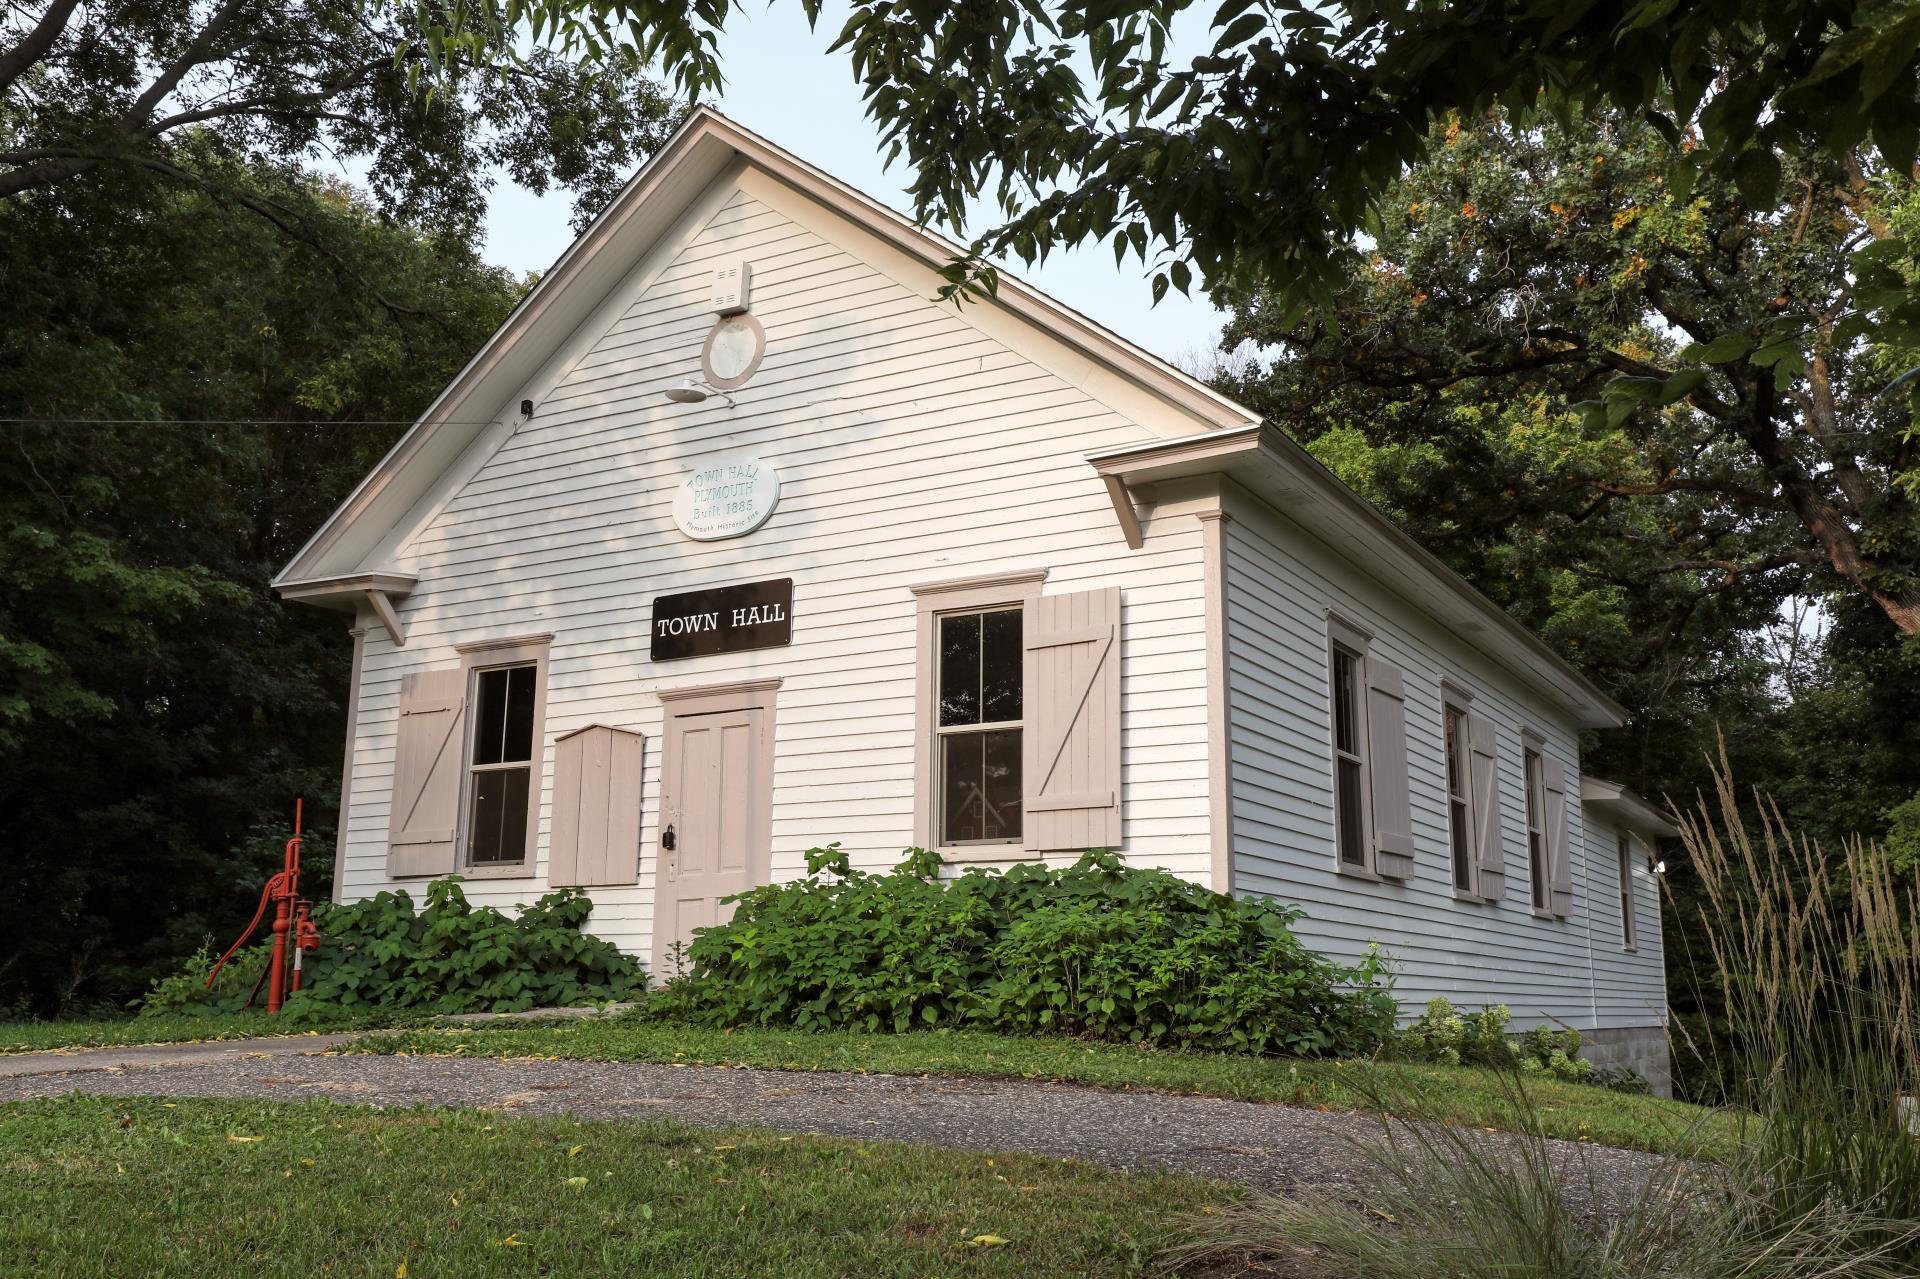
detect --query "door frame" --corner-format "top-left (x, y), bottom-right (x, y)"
top-left (652, 676), bottom-right (780, 977)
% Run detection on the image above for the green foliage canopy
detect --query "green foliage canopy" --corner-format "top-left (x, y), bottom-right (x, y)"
top-left (401, 1), bottom-right (1920, 348)
top-left (1, 0), bottom-right (680, 238)
top-left (0, 156), bottom-right (526, 1014)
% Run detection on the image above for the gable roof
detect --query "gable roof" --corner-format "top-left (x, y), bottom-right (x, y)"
top-left (274, 107), bottom-right (1624, 729)
top-left (271, 105), bottom-right (1257, 589)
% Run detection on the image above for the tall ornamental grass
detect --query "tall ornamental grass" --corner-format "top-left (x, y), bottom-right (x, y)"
top-left (1173, 747), bottom-right (1920, 1276)
top-left (1677, 747), bottom-right (1920, 1235)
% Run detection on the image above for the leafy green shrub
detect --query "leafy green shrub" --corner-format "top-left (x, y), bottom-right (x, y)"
top-left (138, 943), bottom-right (279, 1016)
top-left (653, 847), bottom-right (1396, 1057)
top-left (1395, 997), bottom-right (1513, 1067)
top-left (139, 879), bottom-right (643, 1019)
top-left (1395, 997), bottom-right (1599, 1085)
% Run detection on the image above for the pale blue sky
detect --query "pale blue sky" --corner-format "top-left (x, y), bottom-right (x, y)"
top-left (475, 3), bottom-right (1232, 364)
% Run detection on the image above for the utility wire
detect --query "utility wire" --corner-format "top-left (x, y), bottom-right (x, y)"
top-left (0, 418), bottom-right (495, 427)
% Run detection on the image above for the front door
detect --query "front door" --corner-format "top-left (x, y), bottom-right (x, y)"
top-left (653, 686), bottom-right (775, 977)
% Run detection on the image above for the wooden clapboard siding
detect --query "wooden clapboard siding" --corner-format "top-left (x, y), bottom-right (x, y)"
top-left (1585, 815), bottom-right (1668, 1028)
top-left (334, 177), bottom-right (1216, 963)
top-left (1222, 486), bottom-right (1625, 1032)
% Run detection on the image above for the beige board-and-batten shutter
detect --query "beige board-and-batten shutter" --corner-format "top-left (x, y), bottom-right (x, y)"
top-left (1023, 586), bottom-right (1123, 852)
top-left (1469, 715), bottom-right (1506, 900)
top-left (1544, 754), bottom-right (1574, 917)
top-left (388, 667), bottom-right (466, 878)
top-left (1365, 659), bottom-right (1415, 879)
top-left (549, 724), bottom-right (644, 888)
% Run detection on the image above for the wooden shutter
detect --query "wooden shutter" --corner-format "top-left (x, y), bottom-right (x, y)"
top-left (1022, 586), bottom-right (1123, 852)
top-left (1469, 715), bottom-right (1505, 900)
top-left (549, 725), bottom-right (644, 887)
top-left (1365, 659), bottom-right (1415, 879)
top-left (388, 667), bottom-right (466, 878)
top-left (1545, 755), bottom-right (1573, 917)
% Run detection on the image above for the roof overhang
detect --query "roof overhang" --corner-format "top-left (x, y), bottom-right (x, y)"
top-left (275, 571), bottom-right (417, 645)
top-left (1087, 425), bottom-right (1629, 730)
top-left (1581, 778), bottom-right (1682, 839)
top-left (273, 105), bottom-right (1256, 591)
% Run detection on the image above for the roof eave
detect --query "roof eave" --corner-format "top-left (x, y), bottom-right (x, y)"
top-left (1089, 426), bottom-right (1629, 730)
top-left (1581, 778), bottom-right (1683, 838)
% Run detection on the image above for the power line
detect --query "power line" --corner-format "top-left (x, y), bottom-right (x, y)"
top-left (0, 418), bottom-right (494, 427)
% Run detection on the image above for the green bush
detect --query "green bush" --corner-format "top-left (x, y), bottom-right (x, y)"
top-left (653, 846), bottom-right (1396, 1057)
top-left (1395, 997), bottom-right (1617, 1087)
top-left (139, 879), bottom-right (644, 1019)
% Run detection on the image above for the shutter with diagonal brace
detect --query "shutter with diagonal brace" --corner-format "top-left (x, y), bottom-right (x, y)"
top-left (1469, 715), bottom-right (1506, 900)
top-left (387, 667), bottom-right (466, 878)
top-left (1022, 586), bottom-right (1123, 852)
top-left (1544, 755), bottom-right (1573, 917)
top-left (549, 724), bottom-right (644, 888)
top-left (1365, 659), bottom-right (1415, 879)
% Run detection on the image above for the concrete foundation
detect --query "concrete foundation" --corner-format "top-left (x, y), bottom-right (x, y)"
top-left (1580, 1024), bottom-right (1672, 1098)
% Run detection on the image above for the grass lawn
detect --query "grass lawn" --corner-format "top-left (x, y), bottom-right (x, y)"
top-left (0, 1009), bottom-right (443, 1054)
top-left (349, 1015), bottom-right (1738, 1158)
top-left (0, 1095), bottom-right (1222, 1277)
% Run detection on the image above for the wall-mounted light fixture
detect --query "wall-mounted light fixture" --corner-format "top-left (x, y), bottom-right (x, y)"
top-left (663, 377), bottom-right (734, 407)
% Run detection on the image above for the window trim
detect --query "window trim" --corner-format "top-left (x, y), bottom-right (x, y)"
top-left (1618, 831), bottom-right (1638, 951)
top-left (910, 570), bottom-right (1045, 860)
top-left (1442, 691), bottom-right (1478, 897)
top-left (1325, 613), bottom-right (1375, 879)
top-left (454, 634), bottom-right (551, 878)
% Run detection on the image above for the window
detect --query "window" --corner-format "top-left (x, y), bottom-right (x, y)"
top-left (1524, 747), bottom-right (1548, 911)
top-left (1331, 643), bottom-right (1369, 868)
top-left (1618, 833), bottom-right (1637, 949)
top-left (1445, 703), bottom-right (1473, 892)
top-left (937, 607), bottom-right (1023, 845)
top-left (467, 662), bottom-right (537, 865)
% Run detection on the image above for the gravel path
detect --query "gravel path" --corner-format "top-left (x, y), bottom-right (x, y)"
top-left (0, 1039), bottom-right (1667, 1208)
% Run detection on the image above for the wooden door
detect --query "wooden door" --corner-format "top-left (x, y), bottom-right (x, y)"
top-left (653, 701), bottom-right (772, 978)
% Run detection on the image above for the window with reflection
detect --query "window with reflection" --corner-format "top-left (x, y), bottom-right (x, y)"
top-left (467, 663), bottom-right (536, 864)
top-left (1331, 644), bottom-right (1368, 867)
top-left (1524, 748), bottom-right (1548, 910)
top-left (1445, 704), bottom-right (1474, 892)
top-left (937, 607), bottom-right (1023, 844)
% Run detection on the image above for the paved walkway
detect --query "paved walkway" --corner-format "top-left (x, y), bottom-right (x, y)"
top-left (0, 1036), bottom-right (1664, 1208)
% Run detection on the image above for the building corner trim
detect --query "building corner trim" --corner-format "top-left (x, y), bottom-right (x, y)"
top-left (1198, 506), bottom-right (1234, 894)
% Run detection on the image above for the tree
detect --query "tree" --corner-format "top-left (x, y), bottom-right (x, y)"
top-left (0, 158), bottom-right (523, 1013)
top-left (1, 0), bottom-right (680, 239)
top-left (1221, 111), bottom-right (1920, 656)
top-left (408, 2), bottom-right (1920, 343)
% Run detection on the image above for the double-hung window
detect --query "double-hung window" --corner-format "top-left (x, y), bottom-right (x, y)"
top-left (936, 606), bottom-right (1024, 845)
top-left (1330, 641), bottom-right (1370, 870)
top-left (1524, 747), bottom-right (1548, 911)
top-left (1618, 833), bottom-right (1637, 949)
top-left (1444, 702), bottom-right (1474, 892)
top-left (466, 661), bottom-right (537, 866)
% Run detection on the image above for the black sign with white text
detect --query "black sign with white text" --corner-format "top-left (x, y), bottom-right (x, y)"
top-left (649, 577), bottom-right (793, 661)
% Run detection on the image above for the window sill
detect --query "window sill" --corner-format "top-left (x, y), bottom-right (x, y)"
top-left (1531, 907), bottom-right (1561, 922)
top-left (1334, 861), bottom-right (1382, 884)
top-left (1622, 944), bottom-right (1639, 954)
top-left (935, 844), bottom-right (1030, 865)
top-left (461, 863), bottom-right (536, 880)
top-left (1451, 887), bottom-right (1495, 905)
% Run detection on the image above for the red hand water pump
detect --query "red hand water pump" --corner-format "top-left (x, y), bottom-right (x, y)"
top-left (206, 798), bottom-right (320, 1013)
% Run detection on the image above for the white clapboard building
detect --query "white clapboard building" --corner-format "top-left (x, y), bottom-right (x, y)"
top-left (277, 108), bottom-right (1678, 1089)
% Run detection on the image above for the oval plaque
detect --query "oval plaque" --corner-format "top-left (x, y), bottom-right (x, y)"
top-left (672, 453), bottom-right (779, 541)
